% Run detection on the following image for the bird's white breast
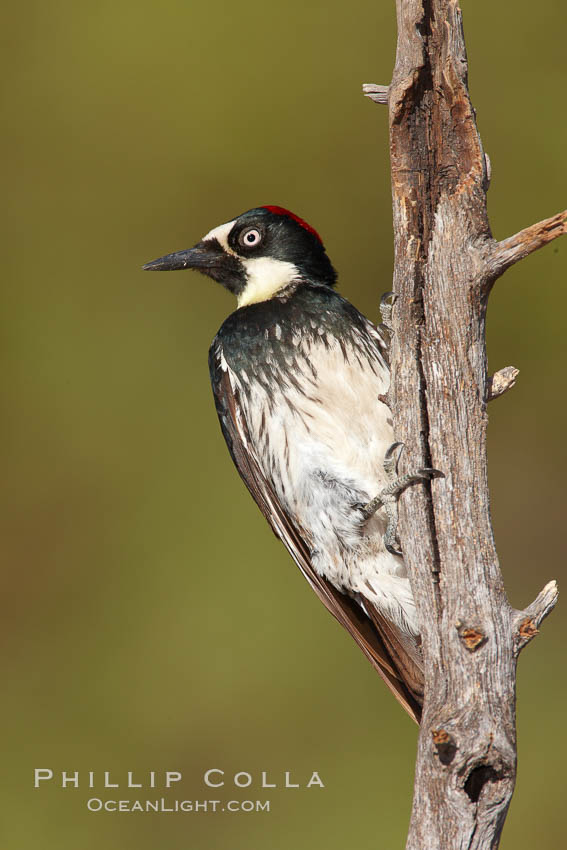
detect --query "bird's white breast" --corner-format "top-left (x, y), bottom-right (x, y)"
top-left (222, 322), bottom-right (418, 635)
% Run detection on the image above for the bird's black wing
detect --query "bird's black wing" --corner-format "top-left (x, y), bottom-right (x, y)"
top-left (209, 342), bottom-right (423, 724)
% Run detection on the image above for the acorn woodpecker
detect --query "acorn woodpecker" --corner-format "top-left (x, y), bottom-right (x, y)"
top-left (144, 205), bottom-right (434, 722)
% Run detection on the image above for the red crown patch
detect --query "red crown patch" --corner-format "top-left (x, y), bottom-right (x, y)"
top-left (262, 206), bottom-right (323, 245)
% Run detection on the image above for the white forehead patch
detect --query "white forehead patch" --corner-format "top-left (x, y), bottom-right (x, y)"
top-left (238, 257), bottom-right (300, 308)
top-left (202, 220), bottom-right (237, 255)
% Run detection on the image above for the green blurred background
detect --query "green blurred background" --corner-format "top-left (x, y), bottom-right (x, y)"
top-left (2, 1), bottom-right (565, 847)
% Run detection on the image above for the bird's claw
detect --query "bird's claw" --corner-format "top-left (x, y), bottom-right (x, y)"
top-left (379, 291), bottom-right (397, 334)
top-left (360, 442), bottom-right (444, 555)
top-left (382, 440), bottom-right (403, 477)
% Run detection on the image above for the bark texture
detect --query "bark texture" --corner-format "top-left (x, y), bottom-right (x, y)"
top-left (365, 2), bottom-right (564, 848)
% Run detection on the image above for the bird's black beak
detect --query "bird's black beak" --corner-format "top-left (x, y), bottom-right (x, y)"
top-left (143, 241), bottom-right (222, 272)
top-left (143, 239), bottom-right (245, 294)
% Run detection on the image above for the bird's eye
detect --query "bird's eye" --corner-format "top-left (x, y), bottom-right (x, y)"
top-left (239, 227), bottom-right (262, 248)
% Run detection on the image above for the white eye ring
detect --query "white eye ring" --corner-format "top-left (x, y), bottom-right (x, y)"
top-left (240, 227), bottom-right (262, 248)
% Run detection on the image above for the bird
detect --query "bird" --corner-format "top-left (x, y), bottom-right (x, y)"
top-left (144, 205), bottom-right (437, 722)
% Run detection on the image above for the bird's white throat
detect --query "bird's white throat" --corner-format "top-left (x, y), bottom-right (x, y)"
top-left (238, 257), bottom-right (300, 308)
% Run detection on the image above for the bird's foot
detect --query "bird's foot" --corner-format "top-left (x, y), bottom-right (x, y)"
top-left (360, 442), bottom-right (443, 555)
top-left (379, 291), bottom-right (397, 334)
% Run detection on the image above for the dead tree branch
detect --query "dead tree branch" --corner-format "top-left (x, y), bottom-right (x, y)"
top-left (512, 580), bottom-right (559, 655)
top-left (486, 367), bottom-right (519, 402)
top-left (364, 1), bottom-right (562, 848)
top-left (492, 210), bottom-right (567, 276)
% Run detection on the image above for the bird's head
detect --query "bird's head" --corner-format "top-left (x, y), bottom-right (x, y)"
top-left (143, 206), bottom-right (337, 308)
